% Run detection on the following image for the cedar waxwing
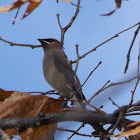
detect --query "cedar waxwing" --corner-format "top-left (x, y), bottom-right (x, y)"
top-left (38, 38), bottom-right (86, 109)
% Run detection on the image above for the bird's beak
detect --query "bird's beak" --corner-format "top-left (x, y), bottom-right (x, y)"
top-left (38, 39), bottom-right (50, 46)
top-left (38, 39), bottom-right (44, 43)
top-left (38, 39), bottom-right (47, 46)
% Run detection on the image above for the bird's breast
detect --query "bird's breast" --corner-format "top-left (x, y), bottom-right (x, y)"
top-left (43, 53), bottom-right (69, 96)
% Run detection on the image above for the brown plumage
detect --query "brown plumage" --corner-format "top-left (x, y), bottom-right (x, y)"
top-left (38, 38), bottom-right (86, 109)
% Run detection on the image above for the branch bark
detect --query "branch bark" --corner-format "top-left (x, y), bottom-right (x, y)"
top-left (0, 37), bottom-right (41, 49)
top-left (0, 111), bottom-right (115, 132)
top-left (57, 0), bottom-right (81, 45)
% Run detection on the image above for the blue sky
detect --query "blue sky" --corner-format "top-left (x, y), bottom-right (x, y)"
top-left (0, 0), bottom-right (140, 139)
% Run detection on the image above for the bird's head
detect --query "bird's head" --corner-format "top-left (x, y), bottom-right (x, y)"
top-left (38, 38), bottom-right (63, 51)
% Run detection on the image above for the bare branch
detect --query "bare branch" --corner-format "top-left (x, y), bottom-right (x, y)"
top-left (68, 123), bottom-right (85, 139)
top-left (88, 76), bottom-right (140, 104)
top-left (124, 23), bottom-right (140, 73)
top-left (57, 127), bottom-right (93, 137)
top-left (70, 61), bottom-right (102, 101)
top-left (0, 111), bottom-right (116, 132)
top-left (104, 76), bottom-right (140, 91)
top-left (57, 0), bottom-right (81, 45)
top-left (12, 7), bottom-right (20, 25)
top-left (109, 97), bottom-right (120, 108)
top-left (28, 90), bottom-right (61, 96)
top-left (56, 14), bottom-right (62, 30)
top-left (72, 22), bottom-right (140, 64)
top-left (87, 80), bottom-right (110, 103)
top-left (63, 0), bottom-right (80, 32)
top-left (74, 44), bottom-right (80, 74)
top-left (126, 100), bottom-right (140, 113)
top-left (56, 98), bottom-right (102, 111)
top-left (129, 41), bottom-right (140, 105)
top-left (126, 113), bottom-right (140, 116)
top-left (81, 61), bottom-right (102, 88)
top-left (69, 75), bottom-right (140, 138)
top-left (1, 22), bottom-right (140, 55)
top-left (0, 37), bottom-right (41, 49)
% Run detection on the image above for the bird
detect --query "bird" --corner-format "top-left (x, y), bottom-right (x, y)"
top-left (38, 38), bottom-right (87, 109)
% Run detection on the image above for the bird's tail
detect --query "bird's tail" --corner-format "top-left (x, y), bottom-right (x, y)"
top-left (70, 92), bottom-right (86, 109)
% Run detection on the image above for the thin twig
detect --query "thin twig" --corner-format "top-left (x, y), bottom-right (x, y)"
top-left (68, 123), bottom-right (85, 139)
top-left (127, 106), bottom-right (140, 113)
top-left (72, 22), bottom-right (140, 64)
top-left (56, 14), bottom-right (62, 30)
top-left (68, 61), bottom-right (102, 139)
top-left (138, 41), bottom-right (140, 79)
top-left (109, 97), bottom-right (120, 108)
top-left (126, 100), bottom-right (140, 113)
top-left (28, 90), bottom-right (55, 94)
top-left (110, 108), bottom-right (122, 134)
top-left (0, 22), bottom-right (140, 55)
top-left (69, 61), bottom-right (102, 100)
top-left (68, 76), bottom-right (140, 139)
top-left (28, 90), bottom-right (61, 96)
top-left (0, 37), bottom-right (41, 49)
top-left (74, 44), bottom-right (80, 74)
top-left (124, 23), bottom-right (140, 73)
top-left (57, 0), bottom-right (81, 45)
top-left (12, 7), bottom-right (20, 25)
top-left (81, 61), bottom-right (102, 87)
top-left (129, 41), bottom-right (140, 105)
top-left (87, 80), bottom-right (110, 103)
top-left (130, 78), bottom-right (140, 105)
top-left (126, 113), bottom-right (140, 116)
top-left (101, 76), bottom-right (140, 92)
top-left (57, 127), bottom-right (93, 137)
top-left (88, 76), bottom-right (140, 104)
top-left (56, 98), bottom-right (103, 112)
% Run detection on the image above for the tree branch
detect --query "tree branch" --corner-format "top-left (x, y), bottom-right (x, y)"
top-left (124, 23), bottom-right (140, 73)
top-left (72, 22), bottom-right (140, 64)
top-left (57, 0), bottom-right (81, 45)
top-left (68, 123), bottom-right (85, 139)
top-left (88, 76), bottom-right (140, 103)
top-left (57, 127), bottom-right (93, 137)
top-left (74, 44), bottom-right (80, 74)
top-left (129, 41), bottom-right (140, 105)
top-left (0, 37), bottom-right (41, 49)
top-left (0, 111), bottom-right (116, 133)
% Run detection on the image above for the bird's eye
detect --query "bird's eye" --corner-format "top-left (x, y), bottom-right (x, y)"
top-left (44, 39), bottom-right (54, 43)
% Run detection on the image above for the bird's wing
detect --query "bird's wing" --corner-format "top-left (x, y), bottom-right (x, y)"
top-left (53, 52), bottom-right (83, 101)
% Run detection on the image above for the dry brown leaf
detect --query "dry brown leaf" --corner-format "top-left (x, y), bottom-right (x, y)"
top-left (61, 0), bottom-right (71, 3)
top-left (0, 89), bottom-right (14, 102)
top-left (128, 133), bottom-right (140, 140)
top-left (61, 0), bottom-right (83, 8)
top-left (115, 0), bottom-right (121, 9)
top-left (114, 126), bottom-right (140, 140)
top-left (0, 89), bottom-right (62, 140)
top-left (101, 9), bottom-right (116, 16)
top-left (22, 0), bottom-right (42, 19)
top-left (0, 0), bottom-right (42, 19)
top-left (101, 0), bottom-right (122, 16)
top-left (114, 121), bottom-right (140, 140)
top-left (128, 120), bottom-right (140, 127)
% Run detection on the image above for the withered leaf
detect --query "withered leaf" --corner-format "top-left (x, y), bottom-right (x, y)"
top-left (114, 121), bottom-right (140, 140)
top-left (116, 0), bottom-right (121, 9)
top-left (0, 0), bottom-right (42, 19)
top-left (101, 0), bottom-right (122, 16)
top-left (61, 0), bottom-right (71, 3)
top-left (0, 89), bottom-right (62, 140)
